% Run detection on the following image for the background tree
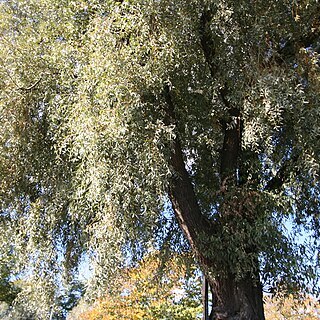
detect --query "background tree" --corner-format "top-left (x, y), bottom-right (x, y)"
top-left (0, 0), bottom-right (320, 319)
top-left (264, 294), bottom-right (320, 320)
top-left (68, 252), bottom-right (202, 320)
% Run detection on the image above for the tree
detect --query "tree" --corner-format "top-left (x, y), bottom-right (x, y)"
top-left (69, 252), bottom-right (202, 320)
top-left (0, 0), bottom-right (320, 319)
top-left (264, 293), bottom-right (320, 320)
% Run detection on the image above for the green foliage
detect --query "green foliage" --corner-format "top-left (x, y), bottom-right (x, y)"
top-left (0, 0), bottom-right (319, 318)
top-left (0, 267), bottom-right (20, 306)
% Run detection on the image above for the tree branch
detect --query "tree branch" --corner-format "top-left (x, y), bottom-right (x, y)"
top-left (199, 9), bottom-right (215, 77)
top-left (163, 85), bottom-right (213, 262)
top-left (264, 154), bottom-right (299, 192)
top-left (218, 88), bottom-right (241, 187)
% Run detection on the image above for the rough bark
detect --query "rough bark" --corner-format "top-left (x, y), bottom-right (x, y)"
top-left (209, 273), bottom-right (265, 320)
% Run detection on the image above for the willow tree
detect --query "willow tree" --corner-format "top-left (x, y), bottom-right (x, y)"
top-left (0, 0), bottom-right (320, 319)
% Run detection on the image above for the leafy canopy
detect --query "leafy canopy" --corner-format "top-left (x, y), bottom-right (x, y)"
top-left (0, 0), bottom-right (319, 318)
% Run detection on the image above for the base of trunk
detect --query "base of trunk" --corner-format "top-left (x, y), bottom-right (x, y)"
top-left (208, 273), bottom-right (265, 320)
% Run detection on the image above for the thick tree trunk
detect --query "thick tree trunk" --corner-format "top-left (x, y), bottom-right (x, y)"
top-left (167, 134), bottom-right (265, 319)
top-left (164, 86), bottom-right (265, 320)
top-left (208, 273), bottom-right (265, 320)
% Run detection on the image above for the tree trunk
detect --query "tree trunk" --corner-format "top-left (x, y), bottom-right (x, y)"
top-left (164, 86), bottom-right (265, 320)
top-left (208, 273), bottom-right (265, 320)
top-left (167, 132), bottom-right (265, 319)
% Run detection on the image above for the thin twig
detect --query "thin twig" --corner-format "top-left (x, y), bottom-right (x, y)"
top-left (18, 77), bottom-right (42, 91)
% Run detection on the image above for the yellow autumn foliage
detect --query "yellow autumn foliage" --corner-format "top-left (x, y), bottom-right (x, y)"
top-left (77, 253), bottom-right (202, 320)
top-left (264, 294), bottom-right (320, 320)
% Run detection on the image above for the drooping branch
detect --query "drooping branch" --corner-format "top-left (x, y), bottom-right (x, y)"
top-left (18, 77), bottom-right (42, 91)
